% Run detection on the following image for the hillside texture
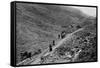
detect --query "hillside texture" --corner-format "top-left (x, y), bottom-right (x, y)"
top-left (16, 3), bottom-right (97, 65)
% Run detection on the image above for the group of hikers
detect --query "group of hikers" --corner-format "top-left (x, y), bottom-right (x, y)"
top-left (20, 49), bottom-right (41, 61)
top-left (20, 31), bottom-right (66, 61)
top-left (49, 31), bottom-right (66, 52)
top-left (20, 51), bottom-right (32, 61)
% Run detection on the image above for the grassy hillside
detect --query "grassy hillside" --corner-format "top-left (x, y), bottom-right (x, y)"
top-left (16, 3), bottom-right (96, 63)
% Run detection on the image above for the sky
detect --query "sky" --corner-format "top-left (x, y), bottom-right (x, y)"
top-left (71, 6), bottom-right (96, 17)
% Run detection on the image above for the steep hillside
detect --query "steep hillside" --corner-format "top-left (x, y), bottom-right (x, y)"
top-left (16, 3), bottom-right (96, 64)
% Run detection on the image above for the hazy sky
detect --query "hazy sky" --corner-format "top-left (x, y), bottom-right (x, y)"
top-left (72, 6), bottom-right (96, 17)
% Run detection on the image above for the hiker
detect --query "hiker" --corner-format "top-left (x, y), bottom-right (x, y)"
top-left (28, 52), bottom-right (32, 59)
top-left (20, 51), bottom-right (28, 61)
top-left (52, 40), bottom-right (55, 46)
top-left (38, 49), bottom-right (42, 54)
top-left (49, 44), bottom-right (52, 52)
top-left (40, 56), bottom-right (45, 63)
top-left (41, 57), bottom-right (44, 61)
top-left (61, 31), bottom-right (66, 39)
top-left (58, 34), bottom-right (60, 39)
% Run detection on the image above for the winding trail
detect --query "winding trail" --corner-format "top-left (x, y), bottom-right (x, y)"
top-left (17, 28), bottom-right (83, 65)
